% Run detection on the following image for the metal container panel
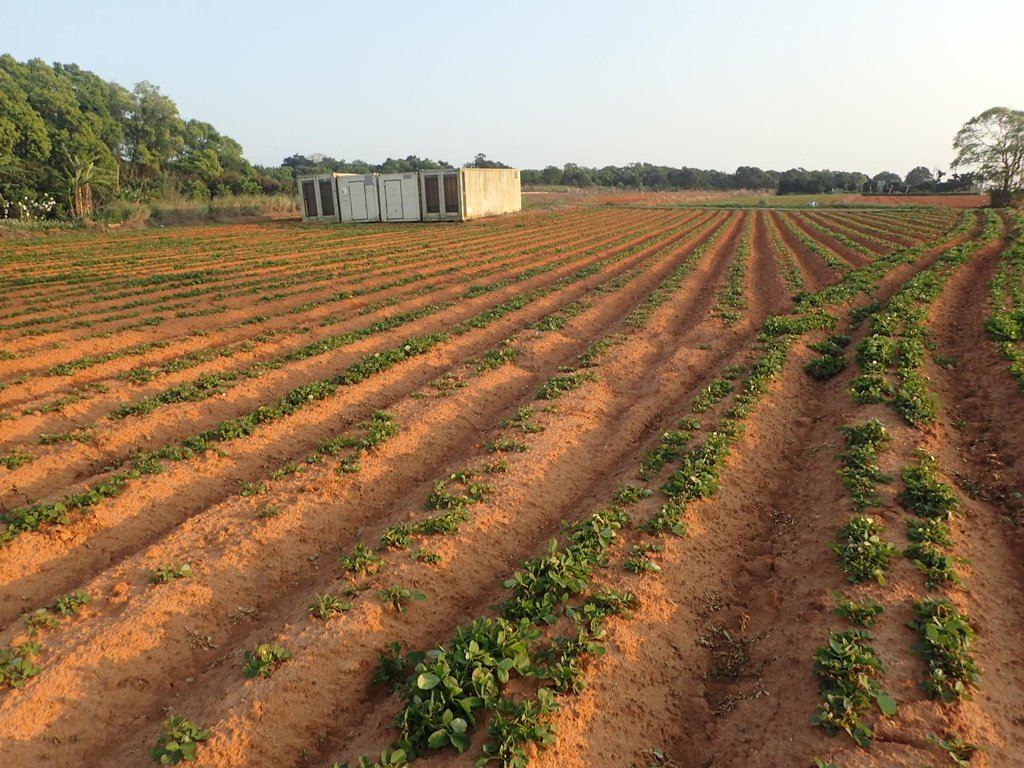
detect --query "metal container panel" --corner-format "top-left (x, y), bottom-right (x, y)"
top-left (336, 174), bottom-right (380, 223)
top-left (377, 173), bottom-right (421, 222)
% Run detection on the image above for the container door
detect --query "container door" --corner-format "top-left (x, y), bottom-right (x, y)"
top-left (443, 173), bottom-right (460, 216)
top-left (348, 181), bottom-right (368, 220)
top-left (423, 174), bottom-right (440, 216)
top-left (383, 179), bottom-right (404, 220)
top-left (318, 178), bottom-right (336, 218)
top-left (301, 179), bottom-right (318, 218)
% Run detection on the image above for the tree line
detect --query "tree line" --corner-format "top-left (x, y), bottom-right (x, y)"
top-left (517, 163), bottom-right (978, 196)
top-left (0, 55), bottom-right (292, 219)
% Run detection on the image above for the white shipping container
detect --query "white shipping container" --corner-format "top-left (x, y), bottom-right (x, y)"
top-left (336, 174), bottom-right (381, 223)
top-left (377, 173), bottom-right (421, 222)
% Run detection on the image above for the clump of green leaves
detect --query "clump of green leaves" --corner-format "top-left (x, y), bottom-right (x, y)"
top-left (639, 428), bottom-right (692, 480)
top-left (0, 450), bottom-right (32, 470)
top-left (927, 732), bottom-right (978, 767)
top-left (837, 420), bottom-right (892, 511)
top-left (625, 543), bottom-right (663, 574)
top-left (479, 688), bottom-right (559, 767)
top-left (613, 484), bottom-right (653, 505)
top-left (308, 593), bottom-right (352, 619)
top-left (812, 629), bottom-right (896, 747)
top-left (486, 436), bottom-right (527, 453)
top-left (483, 458), bottom-right (508, 474)
top-left (899, 453), bottom-right (960, 520)
top-left (149, 715), bottom-right (210, 764)
top-left (501, 406), bottom-right (544, 433)
top-left (150, 564), bottom-right (193, 584)
top-left (379, 585), bottom-right (426, 613)
top-left (52, 590), bottom-right (91, 615)
top-left (910, 598), bottom-right (979, 702)
top-left (411, 549), bottom-right (441, 564)
top-left (832, 516), bottom-right (898, 585)
top-left (240, 481), bottom-right (266, 497)
top-left (905, 543), bottom-right (965, 589)
top-left (639, 500), bottom-right (688, 538)
top-left (0, 642), bottom-right (41, 688)
top-left (692, 379), bottom-right (732, 413)
top-left (242, 643), bottom-right (293, 678)
top-left (833, 593), bottom-right (884, 628)
top-left (373, 641), bottom-right (425, 690)
top-left (255, 505), bottom-right (282, 520)
top-left (661, 433), bottom-right (731, 501)
top-left (339, 544), bottom-right (383, 574)
top-left (805, 335), bottom-right (850, 381)
top-left (537, 369), bottom-right (597, 399)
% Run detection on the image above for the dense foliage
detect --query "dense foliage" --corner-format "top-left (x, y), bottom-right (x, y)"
top-left (0, 55), bottom-right (291, 219)
top-left (952, 106), bottom-right (1024, 207)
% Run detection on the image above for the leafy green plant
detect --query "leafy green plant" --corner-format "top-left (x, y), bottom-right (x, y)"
top-left (905, 543), bottom-right (965, 588)
top-left (242, 643), bottom-right (293, 678)
top-left (338, 456), bottom-right (361, 474)
top-left (411, 549), bottom-right (441, 564)
top-left (339, 544), bottom-right (383, 574)
top-left (0, 450), bottom-right (32, 470)
top-left (910, 599), bottom-right (979, 702)
top-left (373, 642), bottom-right (425, 689)
top-left (926, 732), bottom-right (978, 767)
top-left (832, 516), bottom-right (898, 585)
top-left (150, 564), bottom-right (193, 584)
top-left (379, 585), bottom-right (426, 613)
top-left (478, 689), bottom-right (559, 767)
top-left (392, 616), bottom-right (540, 755)
top-left (833, 594), bottom-right (884, 628)
top-left (804, 353), bottom-right (846, 380)
top-left (501, 406), bottom-right (544, 433)
top-left (23, 608), bottom-right (60, 631)
top-left (661, 433), bottom-right (731, 501)
top-left (240, 481), bottom-right (266, 497)
top-left (308, 593), bottom-right (352, 619)
top-left (812, 629), bottom-right (896, 747)
top-left (837, 420), bottom-right (892, 511)
top-left (537, 370), bottom-right (597, 399)
top-left (639, 500), bottom-right (688, 537)
top-left (625, 543), bottom-right (663, 574)
top-left (0, 642), bottom-right (41, 688)
top-left (486, 436), bottom-right (527, 453)
top-left (255, 505), bottom-right (282, 519)
top-left (483, 459), bottom-right (508, 474)
top-left (639, 429), bottom-right (691, 480)
top-left (613, 484), bottom-right (653, 505)
top-left (692, 379), bottom-right (732, 413)
top-left (332, 749), bottom-right (409, 768)
top-left (149, 715), bottom-right (210, 764)
top-left (899, 453), bottom-right (960, 520)
top-left (907, 517), bottom-right (953, 546)
top-left (52, 590), bottom-right (91, 615)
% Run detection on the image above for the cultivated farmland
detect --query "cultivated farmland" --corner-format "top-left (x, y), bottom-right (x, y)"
top-left (1, 204), bottom-right (1022, 768)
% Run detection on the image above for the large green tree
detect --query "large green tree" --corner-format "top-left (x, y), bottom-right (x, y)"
top-left (952, 106), bottom-right (1024, 207)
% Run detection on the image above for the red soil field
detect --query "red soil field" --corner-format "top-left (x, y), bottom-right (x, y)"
top-left (1, 201), bottom-right (1022, 768)
top-left (854, 194), bottom-right (991, 209)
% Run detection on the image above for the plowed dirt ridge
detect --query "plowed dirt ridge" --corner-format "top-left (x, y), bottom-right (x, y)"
top-left (1, 205), bottom-right (1022, 768)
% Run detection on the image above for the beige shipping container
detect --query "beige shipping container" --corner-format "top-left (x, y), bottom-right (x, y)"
top-left (420, 168), bottom-right (521, 221)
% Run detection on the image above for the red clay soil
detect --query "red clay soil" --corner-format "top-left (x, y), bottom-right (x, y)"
top-left (856, 194), bottom-right (991, 209)
top-left (1, 205), bottom-right (1020, 768)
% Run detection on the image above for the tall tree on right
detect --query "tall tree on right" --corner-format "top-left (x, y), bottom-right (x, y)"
top-left (952, 107), bottom-right (1024, 207)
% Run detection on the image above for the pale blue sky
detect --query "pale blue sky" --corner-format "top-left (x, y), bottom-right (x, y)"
top-left (4, 0), bottom-right (1022, 175)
